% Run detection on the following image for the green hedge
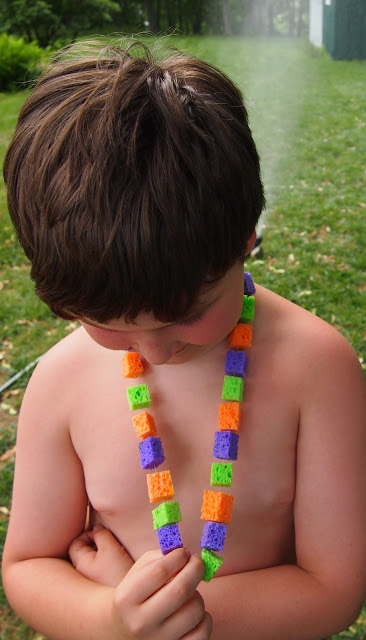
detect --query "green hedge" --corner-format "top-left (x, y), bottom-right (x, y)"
top-left (0, 33), bottom-right (45, 91)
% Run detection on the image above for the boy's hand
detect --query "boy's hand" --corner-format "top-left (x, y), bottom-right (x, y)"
top-left (112, 547), bottom-right (212, 639)
top-left (69, 527), bottom-right (212, 639)
top-left (69, 525), bottom-right (134, 587)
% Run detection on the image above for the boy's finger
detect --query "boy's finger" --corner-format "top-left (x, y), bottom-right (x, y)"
top-left (118, 548), bottom-right (191, 604)
top-left (181, 611), bottom-right (213, 639)
top-left (125, 549), bottom-right (162, 579)
top-left (145, 553), bottom-right (205, 622)
top-left (68, 535), bottom-right (96, 567)
top-left (160, 591), bottom-right (207, 639)
top-left (93, 526), bottom-right (134, 572)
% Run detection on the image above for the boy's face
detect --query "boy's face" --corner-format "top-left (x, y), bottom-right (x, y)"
top-left (81, 262), bottom-right (245, 366)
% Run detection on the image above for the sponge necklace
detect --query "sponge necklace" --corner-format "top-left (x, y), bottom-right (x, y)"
top-left (123, 271), bottom-right (255, 582)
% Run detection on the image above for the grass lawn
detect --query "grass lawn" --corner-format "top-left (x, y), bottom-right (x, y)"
top-left (0, 36), bottom-right (365, 639)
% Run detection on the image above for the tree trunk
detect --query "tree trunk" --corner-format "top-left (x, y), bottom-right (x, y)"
top-left (165, 0), bottom-right (175, 30)
top-left (267, 0), bottom-right (276, 37)
top-left (192, 0), bottom-right (203, 34)
top-left (223, 0), bottom-right (233, 35)
top-left (145, 0), bottom-right (159, 33)
top-left (287, 0), bottom-right (295, 36)
top-left (177, 0), bottom-right (184, 32)
top-left (296, 0), bottom-right (307, 37)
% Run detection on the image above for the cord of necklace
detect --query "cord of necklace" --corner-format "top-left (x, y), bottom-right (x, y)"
top-left (123, 271), bottom-right (255, 581)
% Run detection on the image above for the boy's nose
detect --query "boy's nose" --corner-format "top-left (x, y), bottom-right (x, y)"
top-left (132, 335), bottom-right (183, 365)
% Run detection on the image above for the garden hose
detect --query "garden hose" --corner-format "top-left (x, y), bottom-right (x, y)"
top-left (0, 355), bottom-right (43, 397)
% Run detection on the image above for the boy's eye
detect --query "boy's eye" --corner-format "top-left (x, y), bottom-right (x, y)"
top-left (178, 311), bottom-right (205, 327)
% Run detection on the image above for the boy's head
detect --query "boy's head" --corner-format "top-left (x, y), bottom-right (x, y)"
top-left (4, 40), bottom-right (264, 324)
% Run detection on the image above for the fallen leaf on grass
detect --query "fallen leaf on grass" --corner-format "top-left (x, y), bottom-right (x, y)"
top-left (0, 445), bottom-right (16, 461)
top-left (268, 266), bottom-right (285, 274)
top-left (1, 402), bottom-right (17, 415)
top-left (4, 388), bottom-right (21, 397)
top-left (0, 506), bottom-right (10, 515)
top-left (65, 321), bottom-right (79, 331)
top-left (17, 319), bottom-right (35, 327)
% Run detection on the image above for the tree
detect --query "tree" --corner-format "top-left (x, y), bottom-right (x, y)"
top-left (0, 0), bottom-right (309, 44)
top-left (144, 0), bottom-right (160, 32)
top-left (0, 0), bottom-right (121, 47)
top-left (296, 0), bottom-right (307, 37)
top-left (286, 0), bottom-right (295, 36)
top-left (223, 0), bottom-right (233, 36)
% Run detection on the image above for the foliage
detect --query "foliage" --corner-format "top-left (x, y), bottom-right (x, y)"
top-left (119, 0), bottom-right (309, 38)
top-left (0, 34), bottom-right (44, 91)
top-left (0, 0), bottom-right (309, 45)
top-left (0, 0), bottom-right (121, 48)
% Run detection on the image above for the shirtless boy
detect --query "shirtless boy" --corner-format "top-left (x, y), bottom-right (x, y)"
top-left (2, 41), bottom-right (366, 640)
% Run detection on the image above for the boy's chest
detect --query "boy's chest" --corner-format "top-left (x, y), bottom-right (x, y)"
top-left (70, 348), bottom-right (299, 574)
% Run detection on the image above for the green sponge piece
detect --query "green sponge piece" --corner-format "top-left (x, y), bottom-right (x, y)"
top-left (211, 462), bottom-right (233, 487)
top-left (201, 548), bottom-right (223, 582)
top-left (221, 375), bottom-right (244, 402)
top-left (152, 501), bottom-right (182, 530)
top-left (240, 294), bottom-right (255, 323)
top-left (127, 384), bottom-right (151, 411)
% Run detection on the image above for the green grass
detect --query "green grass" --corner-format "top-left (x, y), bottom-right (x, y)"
top-left (0, 36), bottom-right (365, 639)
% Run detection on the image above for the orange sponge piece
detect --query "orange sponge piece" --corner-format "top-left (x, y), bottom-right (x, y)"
top-left (122, 352), bottom-right (144, 378)
top-left (229, 324), bottom-right (252, 349)
top-left (218, 402), bottom-right (240, 431)
top-left (132, 412), bottom-right (157, 439)
top-left (147, 470), bottom-right (175, 503)
top-left (201, 490), bottom-right (234, 524)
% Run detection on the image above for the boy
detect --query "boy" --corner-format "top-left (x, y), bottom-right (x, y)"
top-left (2, 40), bottom-right (366, 640)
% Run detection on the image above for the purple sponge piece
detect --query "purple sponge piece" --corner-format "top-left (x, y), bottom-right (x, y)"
top-left (156, 523), bottom-right (183, 555)
top-left (213, 431), bottom-right (239, 461)
top-left (244, 271), bottom-right (256, 296)
top-left (200, 521), bottom-right (227, 551)
top-left (139, 437), bottom-right (165, 469)
top-left (225, 350), bottom-right (248, 378)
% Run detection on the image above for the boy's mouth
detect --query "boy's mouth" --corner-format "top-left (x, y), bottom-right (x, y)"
top-left (171, 344), bottom-right (187, 356)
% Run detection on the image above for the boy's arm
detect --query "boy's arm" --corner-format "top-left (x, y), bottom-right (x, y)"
top-left (2, 353), bottom-right (209, 640)
top-left (2, 353), bottom-right (115, 637)
top-left (199, 327), bottom-right (366, 640)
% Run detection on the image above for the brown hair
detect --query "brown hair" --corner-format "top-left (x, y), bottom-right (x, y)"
top-left (4, 39), bottom-right (264, 322)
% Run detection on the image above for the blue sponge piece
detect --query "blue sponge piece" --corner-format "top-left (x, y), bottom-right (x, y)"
top-left (200, 521), bottom-right (227, 551)
top-left (225, 350), bottom-right (248, 378)
top-left (139, 437), bottom-right (165, 469)
top-left (213, 431), bottom-right (239, 461)
top-left (244, 271), bottom-right (256, 296)
top-left (156, 523), bottom-right (183, 555)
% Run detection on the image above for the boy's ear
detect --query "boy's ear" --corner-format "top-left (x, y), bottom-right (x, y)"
top-left (245, 230), bottom-right (257, 256)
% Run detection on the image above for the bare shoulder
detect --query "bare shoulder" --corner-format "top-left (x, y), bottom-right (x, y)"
top-left (255, 283), bottom-right (364, 381)
top-left (29, 326), bottom-right (103, 384)
top-left (20, 326), bottom-right (106, 423)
